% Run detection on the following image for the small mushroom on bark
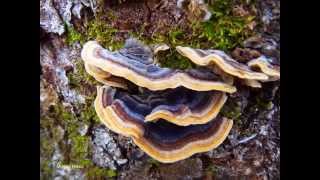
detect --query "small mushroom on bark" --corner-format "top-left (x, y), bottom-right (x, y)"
top-left (176, 46), bottom-right (269, 80)
top-left (247, 56), bottom-right (280, 81)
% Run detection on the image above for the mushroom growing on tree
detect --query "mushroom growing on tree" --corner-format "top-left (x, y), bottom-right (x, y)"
top-left (81, 38), bottom-right (280, 163)
top-left (94, 85), bottom-right (233, 163)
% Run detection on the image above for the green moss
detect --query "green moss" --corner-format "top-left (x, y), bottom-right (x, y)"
top-left (66, 25), bottom-right (85, 46)
top-left (70, 135), bottom-right (90, 164)
top-left (66, 12), bottom-right (124, 49)
top-left (220, 100), bottom-right (242, 120)
top-left (198, 17), bottom-right (246, 50)
top-left (133, 0), bottom-right (253, 69)
top-left (40, 159), bottom-right (53, 180)
top-left (147, 158), bottom-right (161, 167)
top-left (66, 60), bottom-right (101, 125)
top-left (40, 117), bottom-right (58, 178)
top-left (191, 0), bottom-right (254, 51)
top-left (41, 91), bottom-right (113, 178)
top-left (159, 52), bottom-right (195, 70)
top-left (151, 0), bottom-right (253, 50)
top-left (206, 164), bottom-right (218, 175)
top-left (67, 60), bottom-right (98, 89)
top-left (42, 102), bottom-right (90, 161)
top-left (86, 167), bottom-right (117, 179)
top-left (79, 99), bottom-right (100, 124)
top-left (256, 96), bottom-right (274, 110)
top-left (48, 103), bottom-right (76, 122)
top-left (40, 134), bottom-right (55, 157)
top-left (85, 20), bottom-right (124, 51)
top-left (66, 0), bottom-right (254, 70)
top-left (66, 0), bottom-right (253, 70)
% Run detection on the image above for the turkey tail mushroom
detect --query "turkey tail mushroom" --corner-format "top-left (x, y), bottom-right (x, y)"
top-left (95, 85), bottom-right (233, 163)
top-left (247, 56), bottom-right (280, 81)
top-left (81, 40), bottom-right (236, 93)
top-left (176, 46), bottom-right (269, 80)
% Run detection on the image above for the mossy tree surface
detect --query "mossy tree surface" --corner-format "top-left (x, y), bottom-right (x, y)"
top-left (66, 0), bottom-right (256, 70)
top-left (56, 0), bottom-right (262, 178)
top-left (40, 100), bottom-right (118, 179)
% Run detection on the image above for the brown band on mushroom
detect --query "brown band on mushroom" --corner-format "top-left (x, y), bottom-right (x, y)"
top-left (81, 40), bottom-right (236, 93)
top-left (176, 46), bottom-right (269, 80)
top-left (247, 56), bottom-right (280, 81)
top-left (95, 85), bottom-right (233, 163)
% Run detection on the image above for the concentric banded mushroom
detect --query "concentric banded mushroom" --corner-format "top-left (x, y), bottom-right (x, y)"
top-left (96, 85), bottom-right (227, 126)
top-left (81, 38), bottom-right (280, 163)
top-left (144, 92), bottom-right (227, 126)
top-left (175, 46), bottom-right (269, 80)
top-left (81, 39), bottom-right (236, 93)
top-left (95, 85), bottom-right (233, 163)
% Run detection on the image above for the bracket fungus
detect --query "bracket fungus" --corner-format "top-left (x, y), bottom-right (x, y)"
top-left (81, 38), bottom-right (280, 163)
top-left (152, 43), bottom-right (170, 54)
top-left (81, 39), bottom-right (236, 93)
top-left (95, 85), bottom-right (233, 163)
top-left (247, 56), bottom-right (280, 81)
top-left (95, 85), bottom-right (227, 127)
top-left (175, 46), bottom-right (269, 80)
top-left (84, 62), bottom-right (129, 89)
top-left (144, 91), bottom-right (227, 126)
top-left (242, 79), bottom-right (262, 88)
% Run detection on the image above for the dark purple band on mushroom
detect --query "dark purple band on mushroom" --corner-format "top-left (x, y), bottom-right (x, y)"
top-left (100, 86), bottom-right (226, 150)
top-left (185, 68), bottom-right (222, 81)
top-left (143, 117), bottom-right (224, 150)
top-left (94, 39), bottom-right (225, 81)
top-left (102, 86), bottom-right (219, 121)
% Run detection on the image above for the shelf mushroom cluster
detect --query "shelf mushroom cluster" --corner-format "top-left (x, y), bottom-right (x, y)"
top-left (81, 38), bottom-right (280, 163)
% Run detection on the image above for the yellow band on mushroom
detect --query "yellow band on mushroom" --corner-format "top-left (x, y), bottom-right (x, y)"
top-left (94, 85), bottom-right (233, 163)
top-left (85, 63), bottom-right (129, 89)
top-left (176, 46), bottom-right (269, 80)
top-left (82, 40), bottom-right (236, 93)
top-left (247, 56), bottom-right (280, 81)
top-left (145, 92), bottom-right (227, 126)
top-left (132, 117), bottom-right (233, 163)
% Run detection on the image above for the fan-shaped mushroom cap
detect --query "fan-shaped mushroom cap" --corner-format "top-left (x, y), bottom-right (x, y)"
top-left (81, 39), bottom-right (236, 93)
top-left (96, 85), bottom-right (227, 126)
top-left (145, 91), bottom-right (227, 126)
top-left (152, 43), bottom-right (170, 54)
top-left (84, 62), bottom-right (129, 89)
top-left (131, 116), bottom-right (232, 163)
top-left (247, 56), bottom-right (280, 81)
top-left (95, 85), bottom-right (233, 163)
top-left (176, 46), bottom-right (269, 80)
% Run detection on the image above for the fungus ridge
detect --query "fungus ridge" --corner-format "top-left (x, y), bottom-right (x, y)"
top-left (176, 46), bottom-right (269, 80)
top-left (81, 40), bottom-right (236, 93)
top-left (97, 85), bottom-right (227, 126)
top-left (247, 56), bottom-right (280, 81)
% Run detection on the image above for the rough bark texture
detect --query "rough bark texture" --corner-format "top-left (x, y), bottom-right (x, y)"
top-left (40, 0), bottom-right (280, 179)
